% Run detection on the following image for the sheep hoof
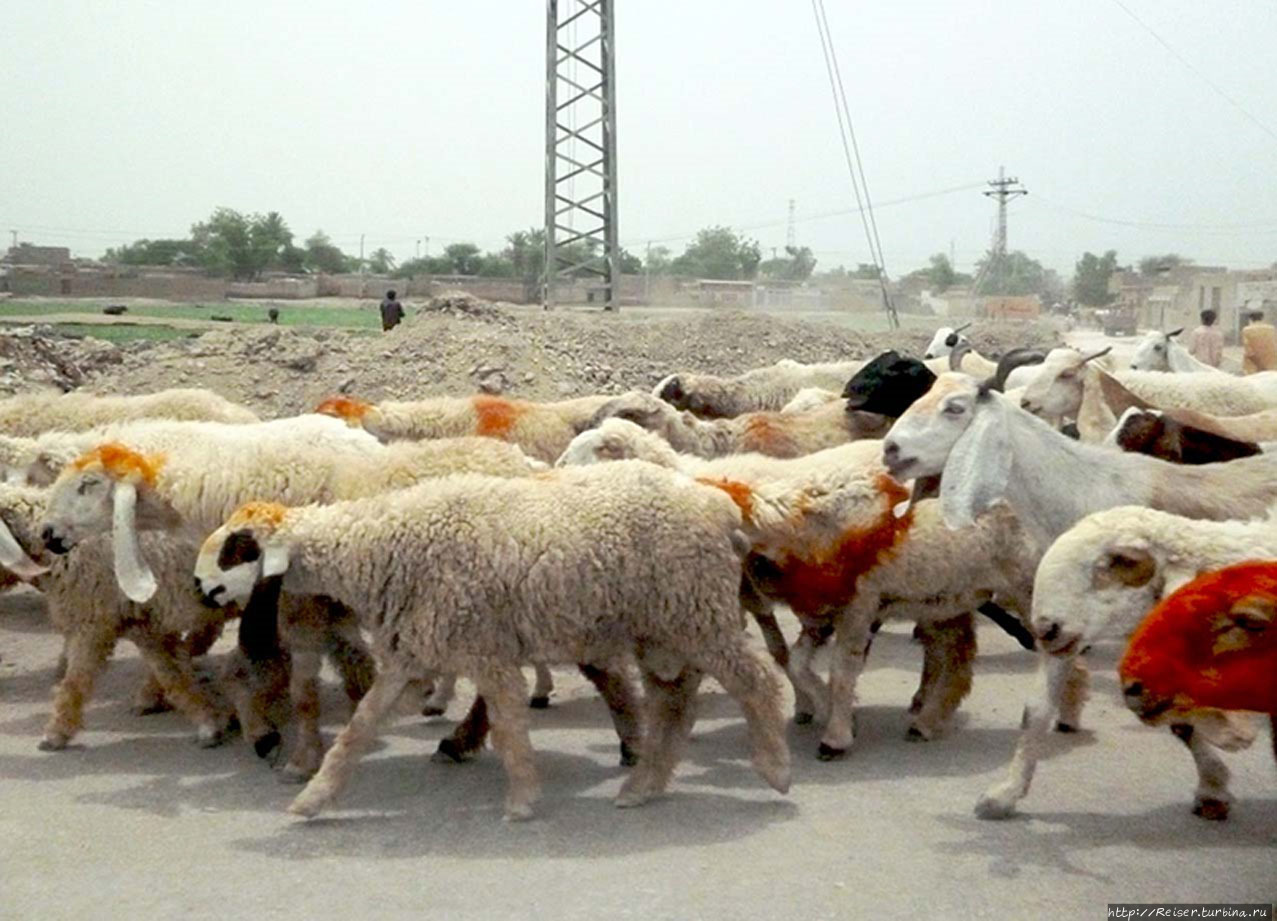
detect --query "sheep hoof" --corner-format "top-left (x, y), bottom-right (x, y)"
top-left (528, 696), bottom-right (551, 710)
top-left (1054, 721), bottom-right (1079, 733)
top-left (287, 792), bottom-right (327, 819)
top-left (421, 704), bottom-right (447, 718)
top-left (1192, 797), bottom-right (1230, 821)
top-left (816, 743), bottom-right (845, 761)
top-left (432, 738), bottom-right (477, 764)
top-left (618, 742), bottom-right (639, 767)
top-left (614, 789), bottom-right (649, 809)
top-left (973, 792), bottom-right (1018, 820)
top-left (195, 723), bottom-right (232, 749)
top-left (503, 803), bottom-right (535, 822)
top-left (253, 730), bottom-right (283, 761)
top-left (133, 700), bottom-right (173, 717)
top-left (905, 725), bottom-right (932, 742)
top-left (793, 711), bottom-right (814, 726)
top-left (38, 733), bottom-right (70, 752)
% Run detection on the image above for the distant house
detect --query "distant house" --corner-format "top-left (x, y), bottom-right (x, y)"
top-left (1111, 267), bottom-right (1277, 341)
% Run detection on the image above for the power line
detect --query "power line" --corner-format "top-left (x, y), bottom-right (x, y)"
top-left (1029, 195), bottom-right (1277, 233)
top-left (1108, 0), bottom-right (1277, 147)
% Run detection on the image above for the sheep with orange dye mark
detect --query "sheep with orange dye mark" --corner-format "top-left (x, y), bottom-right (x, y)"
top-left (193, 462), bottom-right (791, 822)
top-left (588, 390), bottom-right (889, 459)
top-left (313, 392), bottom-right (611, 464)
top-left (558, 418), bottom-right (1038, 755)
top-left (1120, 561), bottom-right (1277, 723)
top-left (37, 418), bottom-right (631, 779)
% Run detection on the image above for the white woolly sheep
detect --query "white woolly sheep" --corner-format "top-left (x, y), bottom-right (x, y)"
top-left (558, 420), bottom-right (1037, 754)
top-left (978, 506), bottom-right (1277, 822)
top-left (314, 393), bottom-right (611, 464)
top-left (587, 390), bottom-right (889, 458)
top-left (0, 388), bottom-right (258, 437)
top-left (193, 463), bottom-right (792, 821)
top-left (781, 388), bottom-right (842, 413)
top-left (654, 358), bottom-right (867, 418)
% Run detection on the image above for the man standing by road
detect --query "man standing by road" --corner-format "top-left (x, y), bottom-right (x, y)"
top-left (1185, 309), bottom-right (1224, 367)
top-left (1242, 309), bottom-right (1277, 374)
top-left (379, 289), bottom-right (405, 332)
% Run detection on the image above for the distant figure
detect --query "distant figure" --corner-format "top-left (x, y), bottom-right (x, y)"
top-left (1185, 309), bottom-right (1223, 368)
top-left (379, 289), bottom-right (405, 332)
top-left (267, 307), bottom-right (280, 325)
top-left (1242, 310), bottom-right (1277, 374)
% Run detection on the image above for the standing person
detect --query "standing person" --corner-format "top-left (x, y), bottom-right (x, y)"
top-left (379, 289), bottom-right (405, 332)
top-left (1185, 309), bottom-right (1224, 367)
top-left (1242, 310), bottom-right (1277, 374)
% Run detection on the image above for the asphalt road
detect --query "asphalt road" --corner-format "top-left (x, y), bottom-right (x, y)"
top-left (1, 585), bottom-right (1273, 921)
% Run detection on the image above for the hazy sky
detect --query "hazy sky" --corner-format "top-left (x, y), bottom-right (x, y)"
top-left (3, 1), bottom-right (1275, 276)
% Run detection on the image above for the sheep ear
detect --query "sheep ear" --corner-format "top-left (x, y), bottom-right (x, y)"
top-left (0, 516), bottom-right (47, 580)
top-left (940, 400), bottom-right (1011, 529)
top-left (262, 543), bottom-right (291, 578)
top-left (112, 481), bottom-right (157, 603)
top-left (1228, 595), bottom-right (1275, 632)
top-left (1099, 546), bottom-right (1157, 588)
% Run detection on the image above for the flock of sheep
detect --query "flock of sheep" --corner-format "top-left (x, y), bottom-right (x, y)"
top-left (0, 321), bottom-right (1274, 825)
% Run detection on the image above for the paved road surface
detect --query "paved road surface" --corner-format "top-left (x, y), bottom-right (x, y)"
top-left (1, 585), bottom-right (1272, 920)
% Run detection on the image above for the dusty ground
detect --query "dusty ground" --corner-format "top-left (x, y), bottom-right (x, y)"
top-left (0, 304), bottom-right (1272, 918)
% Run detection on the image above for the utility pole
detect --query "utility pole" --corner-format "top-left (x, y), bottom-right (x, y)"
top-left (424, 235), bottom-right (430, 257)
top-left (416, 239), bottom-right (421, 260)
top-left (644, 240), bottom-right (651, 305)
top-left (359, 233), bottom-right (366, 270)
top-left (982, 166), bottom-right (1027, 259)
top-left (544, 0), bottom-right (619, 311)
top-left (786, 199), bottom-right (796, 249)
top-left (8, 230), bottom-right (16, 250)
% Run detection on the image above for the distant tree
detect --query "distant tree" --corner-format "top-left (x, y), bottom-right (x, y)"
top-left (759, 245), bottom-right (818, 281)
top-left (303, 230), bottom-right (349, 275)
top-left (366, 247), bottom-right (396, 275)
top-left (393, 255), bottom-right (452, 277)
top-left (103, 238), bottom-right (201, 266)
top-left (643, 245), bottom-right (673, 274)
top-left (850, 263), bottom-right (882, 280)
top-left (925, 253), bottom-right (958, 292)
top-left (618, 248), bottom-right (643, 274)
top-left (670, 226), bottom-right (761, 279)
top-left (1072, 249), bottom-right (1120, 306)
top-left (1138, 253), bottom-right (1193, 276)
top-left (189, 208), bottom-right (295, 280)
top-left (478, 253), bottom-right (516, 277)
top-left (440, 242), bottom-right (483, 275)
top-left (974, 249), bottom-right (1051, 297)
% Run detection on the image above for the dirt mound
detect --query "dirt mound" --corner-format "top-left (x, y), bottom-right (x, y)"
top-left (12, 297), bottom-right (1062, 417)
top-left (0, 326), bottom-right (126, 395)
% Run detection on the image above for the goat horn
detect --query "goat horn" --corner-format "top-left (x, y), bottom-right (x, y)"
top-left (1080, 345), bottom-right (1114, 364)
top-left (948, 341), bottom-right (973, 372)
top-left (952, 321), bottom-right (973, 334)
top-left (1166, 327), bottom-right (1184, 338)
top-left (985, 347), bottom-right (1047, 393)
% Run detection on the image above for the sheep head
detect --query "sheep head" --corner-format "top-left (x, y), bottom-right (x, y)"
top-left (0, 487), bottom-right (50, 581)
top-left (314, 395), bottom-right (375, 428)
top-left (588, 391), bottom-right (694, 447)
top-left (195, 502), bottom-right (293, 608)
top-left (40, 443), bottom-right (178, 603)
top-left (1120, 560), bottom-right (1277, 721)
top-left (1018, 346), bottom-right (1111, 423)
top-left (556, 418), bottom-right (679, 468)
top-left (842, 350), bottom-right (936, 417)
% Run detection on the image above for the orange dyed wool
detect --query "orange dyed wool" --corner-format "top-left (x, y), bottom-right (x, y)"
top-left (472, 395), bottom-right (526, 438)
top-left (697, 477), bottom-right (756, 523)
top-left (227, 501), bottom-right (289, 529)
top-left (71, 442), bottom-right (165, 485)
top-left (314, 396), bottom-right (373, 423)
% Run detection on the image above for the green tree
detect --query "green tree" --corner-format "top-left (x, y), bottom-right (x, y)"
top-left (850, 263), bottom-right (882, 280)
top-left (1138, 253), bottom-right (1192, 276)
top-left (366, 247), bottom-right (396, 275)
top-left (103, 238), bottom-right (201, 266)
top-left (442, 242), bottom-right (483, 275)
top-left (759, 245), bottom-right (818, 281)
top-left (1072, 249), bottom-right (1120, 306)
top-left (189, 208), bottom-right (295, 279)
top-left (670, 226), bottom-right (761, 279)
top-left (974, 250), bottom-right (1051, 297)
top-left (303, 230), bottom-right (349, 275)
top-left (643, 245), bottom-right (673, 274)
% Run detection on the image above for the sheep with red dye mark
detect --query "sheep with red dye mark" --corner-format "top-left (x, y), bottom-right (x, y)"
top-left (314, 393), bottom-right (610, 464)
top-left (1120, 560), bottom-right (1277, 738)
top-left (587, 390), bottom-right (889, 459)
top-left (193, 463), bottom-right (791, 821)
top-left (559, 419), bottom-right (1039, 754)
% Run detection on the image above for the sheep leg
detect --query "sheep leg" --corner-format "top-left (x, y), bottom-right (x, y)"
top-left (817, 608), bottom-right (875, 759)
top-left (219, 646), bottom-right (288, 761)
top-left (908, 614), bottom-right (977, 741)
top-left (323, 600), bottom-right (375, 704)
top-left (279, 647), bottom-right (325, 783)
top-left (577, 663), bottom-right (642, 767)
top-left (288, 667), bottom-right (412, 819)
top-left (474, 666), bottom-right (540, 821)
top-left (40, 626), bottom-right (116, 751)
top-left (616, 664), bottom-right (702, 808)
top-left (786, 623), bottom-right (832, 725)
top-left (1055, 657), bottom-right (1090, 733)
top-left (130, 631), bottom-right (232, 747)
top-left (1170, 723), bottom-right (1233, 821)
top-left (741, 579), bottom-right (818, 722)
top-left (974, 653), bottom-right (1074, 819)
top-left (705, 645), bottom-right (791, 795)
top-left (133, 619), bottom-right (225, 716)
top-left (421, 672), bottom-right (458, 717)
top-left (528, 663), bottom-right (554, 709)
top-left (433, 695), bottom-right (490, 763)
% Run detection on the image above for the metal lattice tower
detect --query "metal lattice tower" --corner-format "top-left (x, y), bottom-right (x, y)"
top-left (543, 0), bottom-right (619, 311)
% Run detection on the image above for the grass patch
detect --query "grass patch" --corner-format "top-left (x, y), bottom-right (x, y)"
top-left (16, 323), bottom-right (196, 343)
top-left (0, 300), bottom-right (380, 330)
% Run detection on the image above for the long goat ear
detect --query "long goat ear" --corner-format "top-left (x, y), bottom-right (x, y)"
top-left (112, 481), bottom-right (158, 603)
top-left (940, 398), bottom-right (1012, 529)
top-left (0, 516), bottom-right (48, 580)
top-left (262, 543), bottom-right (291, 578)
